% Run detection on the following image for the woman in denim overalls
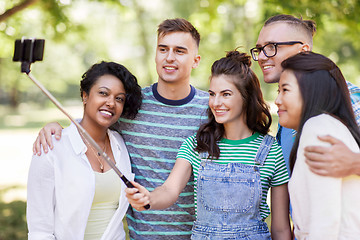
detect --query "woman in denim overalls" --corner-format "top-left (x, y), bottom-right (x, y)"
top-left (126, 51), bottom-right (291, 239)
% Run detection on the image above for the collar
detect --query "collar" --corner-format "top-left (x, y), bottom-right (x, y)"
top-left (66, 121), bottom-right (121, 157)
top-left (152, 82), bottom-right (196, 106)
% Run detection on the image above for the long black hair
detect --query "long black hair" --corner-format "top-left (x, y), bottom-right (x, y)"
top-left (195, 50), bottom-right (271, 159)
top-left (281, 52), bottom-right (360, 172)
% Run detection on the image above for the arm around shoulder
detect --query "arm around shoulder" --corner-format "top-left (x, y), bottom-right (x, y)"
top-left (33, 122), bottom-right (64, 156)
top-left (304, 126), bottom-right (360, 177)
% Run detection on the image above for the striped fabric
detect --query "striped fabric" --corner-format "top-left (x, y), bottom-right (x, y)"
top-left (177, 132), bottom-right (289, 221)
top-left (347, 80), bottom-right (360, 127)
top-left (117, 83), bottom-right (208, 239)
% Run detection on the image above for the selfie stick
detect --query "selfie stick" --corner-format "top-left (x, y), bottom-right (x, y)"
top-left (14, 38), bottom-right (150, 209)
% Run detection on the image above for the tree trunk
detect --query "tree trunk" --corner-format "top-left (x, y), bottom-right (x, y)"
top-left (9, 80), bottom-right (20, 108)
top-left (132, 0), bottom-right (153, 85)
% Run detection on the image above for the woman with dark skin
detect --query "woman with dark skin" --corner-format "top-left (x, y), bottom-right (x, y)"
top-left (27, 61), bottom-right (142, 240)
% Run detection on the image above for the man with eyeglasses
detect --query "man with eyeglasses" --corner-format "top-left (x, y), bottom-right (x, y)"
top-left (251, 14), bottom-right (360, 178)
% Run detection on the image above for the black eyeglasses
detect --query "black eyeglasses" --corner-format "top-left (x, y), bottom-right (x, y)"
top-left (250, 41), bottom-right (303, 61)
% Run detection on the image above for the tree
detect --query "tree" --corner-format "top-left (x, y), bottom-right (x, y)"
top-left (1, 0), bottom-right (360, 109)
top-left (0, 0), bottom-right (39, 22)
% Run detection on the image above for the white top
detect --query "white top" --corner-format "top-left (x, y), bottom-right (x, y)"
top-left (289, 114), bottom-right (360, 240)
top-left (84, 169), bottom-right (122, 239)
top-left (27, 122), bottom-right (134, 240)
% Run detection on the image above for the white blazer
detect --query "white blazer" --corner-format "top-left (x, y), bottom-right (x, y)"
top-left (27, 122), bottom-right (134, 240)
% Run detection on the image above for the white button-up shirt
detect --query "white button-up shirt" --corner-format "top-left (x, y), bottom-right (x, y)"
top-left (27, 122), bottom-right (134, 240)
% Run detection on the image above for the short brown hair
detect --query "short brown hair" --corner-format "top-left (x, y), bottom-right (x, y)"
top-left (157, 18), bottom-right (200, 47)
top-left (265, 14), bottom-right (316, 44)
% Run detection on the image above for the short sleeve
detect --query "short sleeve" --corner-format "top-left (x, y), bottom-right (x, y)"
top-left (270, 142), bottom-right (290, 187)
top-left (176, 135), bottom-right (199, 165)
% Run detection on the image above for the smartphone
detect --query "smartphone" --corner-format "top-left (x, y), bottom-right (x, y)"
top-left (13, 39), bottom-right (45, 63)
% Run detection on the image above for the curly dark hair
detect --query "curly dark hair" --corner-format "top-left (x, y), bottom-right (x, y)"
top-left (195, 50), bottom-right (272, 159)
top-left (80, 61), bottom-right (142, 119)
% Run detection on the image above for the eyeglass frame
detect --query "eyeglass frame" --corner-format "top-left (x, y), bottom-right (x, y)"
top-left (250, 41), bottom-right (303, 61)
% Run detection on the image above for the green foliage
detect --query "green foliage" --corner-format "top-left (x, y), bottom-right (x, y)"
top-left (0, 186), bottom-right (27, 240)
top-left (262, 0), bottom-right (360, 77)
top-left (1, 0), bottom-right (359, 108)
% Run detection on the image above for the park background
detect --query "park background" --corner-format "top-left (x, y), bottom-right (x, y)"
top-left (1, 0), bottom-right (359, 239)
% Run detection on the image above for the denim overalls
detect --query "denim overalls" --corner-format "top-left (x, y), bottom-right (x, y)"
top-left (191, 135), bottom-right (274, 240)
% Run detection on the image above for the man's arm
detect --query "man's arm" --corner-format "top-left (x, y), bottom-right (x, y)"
top-left (33, 122), bottom-right (63, 156)
top-left (304, 135), bottom-right (360, 177)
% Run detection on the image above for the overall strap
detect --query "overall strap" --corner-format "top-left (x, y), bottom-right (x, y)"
top-left (199, 152), bottom-right (210, 161)
top-left (254, 135), bottom-right (275, 166)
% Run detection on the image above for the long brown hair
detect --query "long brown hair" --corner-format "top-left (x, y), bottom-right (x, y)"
top-left (195, 50), bottom-right (271, 159)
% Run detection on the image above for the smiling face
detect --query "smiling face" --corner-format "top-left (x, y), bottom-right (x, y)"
top-left (155, 31), bottom-right (200, 86)
top-left (256, 22), bottom-right (310, 83)
top-left (275, 70), bottom-right (303, 130)
top-left (209, 74), bottom-right (246, 129)
top-left (82, 74), bottom-right (126, 130)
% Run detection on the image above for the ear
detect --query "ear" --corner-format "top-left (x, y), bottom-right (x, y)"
top-left (82, 92), bottom-right (88, 104)
top-left (300, 43), bottom-right (311, 52)
top-left (192, 55), bottom-right (201, 69)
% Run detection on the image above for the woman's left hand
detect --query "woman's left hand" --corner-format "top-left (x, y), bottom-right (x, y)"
top-left (125, 181), bottom-right (151, 211)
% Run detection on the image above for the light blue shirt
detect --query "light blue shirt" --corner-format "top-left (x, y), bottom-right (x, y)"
top-left (347, 81), bottom-right (360, 126)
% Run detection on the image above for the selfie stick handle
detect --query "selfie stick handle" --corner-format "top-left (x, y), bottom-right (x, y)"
top-left (26, 72), bottom-right (150, 209)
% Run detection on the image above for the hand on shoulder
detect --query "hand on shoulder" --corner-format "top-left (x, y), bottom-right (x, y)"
top-left (304, 135), bottom-right (360, 177)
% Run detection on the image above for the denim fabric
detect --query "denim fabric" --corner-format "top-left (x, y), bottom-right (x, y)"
top-left (191, 136), bottom-right (274, 239)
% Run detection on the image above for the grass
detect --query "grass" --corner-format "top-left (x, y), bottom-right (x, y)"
top-left (0, 103), bottom-right (81, 239)
top-left (0, 186), bottom-right (27, 240)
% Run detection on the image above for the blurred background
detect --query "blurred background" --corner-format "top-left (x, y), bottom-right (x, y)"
top-left (1, 0), bottom-right (359, 239)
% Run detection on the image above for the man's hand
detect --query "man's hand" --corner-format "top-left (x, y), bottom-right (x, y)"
top-left (33, 122), bottom-right (63, 156)
top-left (304, 135), bottom-right (360, 177)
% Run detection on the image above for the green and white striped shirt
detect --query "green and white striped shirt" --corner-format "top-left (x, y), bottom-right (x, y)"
top-left (177, 132), bottom-right (289, 220)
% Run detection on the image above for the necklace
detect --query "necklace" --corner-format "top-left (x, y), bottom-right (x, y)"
top-left (80, 132), bottom-right (108, 172)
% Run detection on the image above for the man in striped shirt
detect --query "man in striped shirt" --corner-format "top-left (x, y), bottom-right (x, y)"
top-left (119, 18), bottom-right (209, 239)
top-left (33, 18), bottom-right (209, 239)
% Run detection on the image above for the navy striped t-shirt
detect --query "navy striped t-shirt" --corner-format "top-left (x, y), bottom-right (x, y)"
top-left (117, 83), bottom-right (208, 239)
